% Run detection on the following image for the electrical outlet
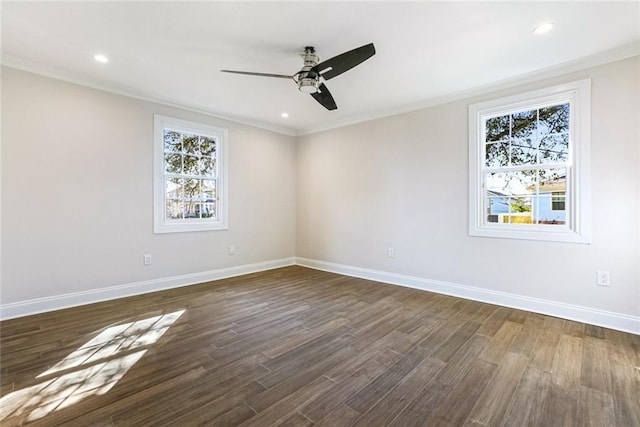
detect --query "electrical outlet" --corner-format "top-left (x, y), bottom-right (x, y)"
top-left (229, 244), bottom-right (236, 255)
top-left (143, 254), bottom-right (152, 266)
top-left (596, 270), bottom-right (610, 286)
top-left (387, 247), bottom-right (395, 258)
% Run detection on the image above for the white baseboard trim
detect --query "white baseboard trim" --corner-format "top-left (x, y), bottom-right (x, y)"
top-left (295, 257), bottom-right (640, 335)
top-left (4, 256), bottom-right (638, 335)
top-left (0, 257), bottom-right (296, 320)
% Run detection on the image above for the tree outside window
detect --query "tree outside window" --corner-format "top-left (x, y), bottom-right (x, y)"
top-left (154, 115), bottom-right (228, 233)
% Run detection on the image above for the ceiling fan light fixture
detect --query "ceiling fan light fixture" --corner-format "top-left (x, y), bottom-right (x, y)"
top-left (298, 78), bottom-right (319, 94)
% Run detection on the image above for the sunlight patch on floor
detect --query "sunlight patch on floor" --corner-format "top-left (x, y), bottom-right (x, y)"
top-left (0, 309), bottom-right (185, 423)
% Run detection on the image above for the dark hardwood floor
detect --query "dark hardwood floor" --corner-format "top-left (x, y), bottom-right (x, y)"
top-left (1, 266), bottom-right (638, 426)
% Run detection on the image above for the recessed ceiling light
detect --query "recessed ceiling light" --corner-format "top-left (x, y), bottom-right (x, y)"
top-left (94, 54), bottom-right (109, 63)
top-left (281, 112), bottom-right (289, 118)
top-left (533, 22), bottom-right (554, 34)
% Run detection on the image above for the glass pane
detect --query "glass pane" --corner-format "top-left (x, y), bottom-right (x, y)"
top-left (510, 170), bottom-right (537, 197)
top-left (510, 138), bottom-right (537, 166)
top-left (201, 202), bottom-right (216, 219)
top-left (486, 172), bottom-right (510, 195)
top-left (537, 168), bottom-right (567, 225)
top-left (201, 179), bottom-right (216, 202)
top-left (539, 103), bottom-right (569, 136)
top-left (486, 205), bottom-right (509, 224)
top-left (200, 137), bottom-right (216, 156)
top-left (183, 134), bottom-right (199, 155)
top-left (536, 194), bottom-right (565, 225)
top-left (183, 178), bottom-right (200, 201)
top-left (164, 130), bottom-right (182, 153)
top-left (539, 134), bottom-right (568, 163)
top-left (183, 155), bottom-right (199, 175)
top-left (485, 115), bottom-right (510, 142)
top-left (485, 142), bottom-right (508, 167)
top-left (200, 157), bottom-right (216, 176)
top-left (509, 196), bottom-right (534, 224)
top-left (511, 110), bottom-right (536, 139)
top-left (166, 200), bottom-right (182, 220)
top-left (538, 168), bottom-right (567, 188)
top-left (164, 153), bottom-right (182, 173)
top-left (184, 202), bottom-right (200, 218)
top-left (165, 178), bottom-right (182, 200)
top-left (485, 195), bottom-right (509, 222)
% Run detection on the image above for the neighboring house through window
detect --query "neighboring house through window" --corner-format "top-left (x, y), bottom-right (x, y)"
top-left (153, 115), bottom-right (228, 233)
top-left (468, 80), bottom-right (591, 243)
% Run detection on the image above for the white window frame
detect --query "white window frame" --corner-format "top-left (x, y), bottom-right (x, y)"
top-left (468, 79), bottom-right (591, 244)
top-left (153, 114), bottom-right (228, 233)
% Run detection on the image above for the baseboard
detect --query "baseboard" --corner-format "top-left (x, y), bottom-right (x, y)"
top-left (295, 257), bottom-right (640, 335)
top-left (4, 256), bottom-right (638, 335)
top-left (0, 257), bottom-right (296, 320)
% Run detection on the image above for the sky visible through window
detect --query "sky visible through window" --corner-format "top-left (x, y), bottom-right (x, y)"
top-left (483, 102), bottom-right (569, 225)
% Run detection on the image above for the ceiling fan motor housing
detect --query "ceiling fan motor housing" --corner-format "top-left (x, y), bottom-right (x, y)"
top-left (297, 46), bottom-right (320, 93)
top-left (301, 46), bottom-right (320, 67)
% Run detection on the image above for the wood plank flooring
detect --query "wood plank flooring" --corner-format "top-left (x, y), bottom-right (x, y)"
top-left (1, 266), bottom-right (638, 426)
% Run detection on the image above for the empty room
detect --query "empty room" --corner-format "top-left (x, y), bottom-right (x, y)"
top-left (1, 1), bottom-right (639, 426)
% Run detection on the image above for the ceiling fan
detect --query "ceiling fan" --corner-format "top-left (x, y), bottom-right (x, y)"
top-left (221, 43), bottom-right (376, 111)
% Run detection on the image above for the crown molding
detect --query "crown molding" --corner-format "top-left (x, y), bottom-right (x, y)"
top-left (0, 55), bottom-right (297, 137)
top-left (295, 42), bottom-right (640, 136)
top-left (3, 42), bottom-right (638, 138)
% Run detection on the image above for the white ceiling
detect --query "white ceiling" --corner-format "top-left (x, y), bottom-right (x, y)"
top-left (2, 1), bottom-right (639, 135)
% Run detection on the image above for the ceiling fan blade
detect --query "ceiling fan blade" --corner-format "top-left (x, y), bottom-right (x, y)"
top-left (309, 43), bottom-right (375, 81)
top-left (220, 70), bottom-right (293, 80)
top-left (311, 83), bottom-right (337, 111)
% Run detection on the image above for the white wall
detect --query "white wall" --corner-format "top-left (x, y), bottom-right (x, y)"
top-left (296, 57), bottom-right (640, 321)
top-left (1, 67), bottom-right (296, 305)
top-left (2, 57), bottom-right (639, 330)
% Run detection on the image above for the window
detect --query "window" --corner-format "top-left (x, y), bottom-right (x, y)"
top-left (468, 80), bottom-right (591, 243)
top-left (551, 192), bottom-right (566, 211)
top-left (154, 115), bottom-right (228, 233)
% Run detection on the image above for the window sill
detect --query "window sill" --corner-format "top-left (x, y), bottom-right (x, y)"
top-left (154, 221), bottom-right (228, 234)
top-left (469, 225), bottom-right (591, 244)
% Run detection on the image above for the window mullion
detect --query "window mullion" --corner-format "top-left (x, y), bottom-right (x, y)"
top-left (483, 162), bottom-right (569, 174)
top-left (165, 173), bottom-right (217, 180)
